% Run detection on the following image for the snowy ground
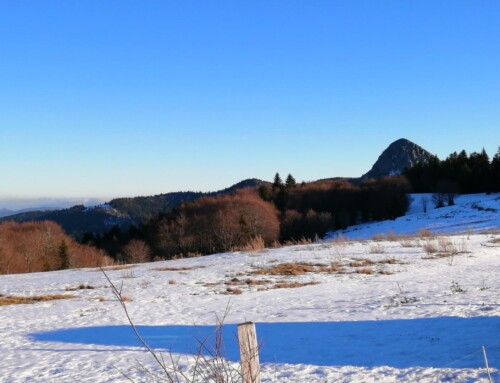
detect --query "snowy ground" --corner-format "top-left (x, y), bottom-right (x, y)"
top-left (1, 193), bottom-right (499, 382)
top-left (328, 193), bottom-right (500, 240)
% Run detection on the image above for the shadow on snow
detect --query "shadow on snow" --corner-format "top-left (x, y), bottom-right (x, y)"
top-left (29, 316), bottom-right (500, 369)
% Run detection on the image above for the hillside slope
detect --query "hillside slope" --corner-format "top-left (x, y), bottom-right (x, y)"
top-left (0, 194), bottom-right (499, 382)
top-left (327, 193), bottom-right (500, 239)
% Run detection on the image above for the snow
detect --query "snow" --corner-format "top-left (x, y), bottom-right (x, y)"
top-left (0, 193), bottom-right (499, 382)
top-left (327, 193), bottom-right (500, 240)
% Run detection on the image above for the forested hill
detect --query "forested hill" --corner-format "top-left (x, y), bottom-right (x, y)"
top-left (0, 179), bottom-right (269, 238)
top-left (108, 178), bottom-right (269, 220)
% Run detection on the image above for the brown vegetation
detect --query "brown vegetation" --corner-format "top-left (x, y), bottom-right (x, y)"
top-left (225, 287), bottom-right (243, 295)
top-left (0, 293), bottom-right (74, 306)
top-left (354, 268), bottom-right (374, 275)
top-left (252, 261), bottom-right (346, 276)
top-left (151, 188), bottom-right (280, 258)
top-left (122, 239), bottom-right (151, 264)
top-left (0, 221), bottom-right (113, 275)
top-left (272, 281), bottom-right (319, 289)
top-left (349, 259), bottom-right (375, 267)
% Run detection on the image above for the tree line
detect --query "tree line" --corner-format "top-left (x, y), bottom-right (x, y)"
top-left (83, 175), bottom-right (410, 261)
top-left (405, 147), bottom-right (500, 194)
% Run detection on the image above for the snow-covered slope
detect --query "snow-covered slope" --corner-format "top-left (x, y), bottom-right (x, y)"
top-left (1, 194), bottom-right (499, 382)
top-left (327, 193), bottom-right (500, 240)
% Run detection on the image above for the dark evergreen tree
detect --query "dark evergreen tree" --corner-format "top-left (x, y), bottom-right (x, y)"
top-left (285, 174), bottom-right (297, 189)
top-left (58, 240), bottom-right (70, 270)
top-left (272, 173), bottom-right (284, 190)
top-left (491, 146), bottom-right (500, 192)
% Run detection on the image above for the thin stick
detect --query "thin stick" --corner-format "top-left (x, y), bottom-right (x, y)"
top-left (101, 268), bottom-right (174, 381)
top-left (482, 346), bottom-right (493, 383)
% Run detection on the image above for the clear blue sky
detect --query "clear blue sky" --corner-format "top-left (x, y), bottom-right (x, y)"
top-left (1, 1), bottom-right (499, 203)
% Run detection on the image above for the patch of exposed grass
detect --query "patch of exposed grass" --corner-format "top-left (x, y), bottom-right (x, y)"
top-left (225, 287), bottom-right (242, 295)
top-left (355, 268), bottom-right (374, 275)
top-left (349, 259), bottom-right (375, 268)
top-left (272, 281), bottom-right (320, 289)
top-left (252, 262), bottom-right (317, 276)
top-left (0, 294), bottom-right (74, 306)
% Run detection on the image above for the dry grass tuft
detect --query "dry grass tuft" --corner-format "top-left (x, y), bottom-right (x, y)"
top-left (253, 262), bottom-right (316, 276)
top-left (283, 237), bottom-right (312, 247)
top-left (378, 270), bottom-right (393, 275)
top-left (422, 236), bottom-right (467, 258)
top-left (355, 268), bottom-right (374, 275)
top-left (225, 287), bottom-right (242, 295)
top-left (422, 239), bottom-right (438, 254)
top-left (349, 259), bottom-right (375, 267)
top-left (371, 231), bottom-right (399, 242)
top-left (0, 294), bottom-right (74, 306)
top-left (240, 235), bottom-right (266, 252)
top-left (399, 239), bottom-right (419, 247)
top-left (317, 262), bottom-right (346, 274)
top-left (417, 228), bottom-right (434, 238)
top-left (272, 281), bottom-right (319, 289)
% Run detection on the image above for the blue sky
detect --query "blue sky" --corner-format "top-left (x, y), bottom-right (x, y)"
top-left (1, 1), bottom-right (499, 204)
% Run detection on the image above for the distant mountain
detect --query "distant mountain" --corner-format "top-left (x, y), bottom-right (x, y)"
top-left (362, 138), bottom-right (433, 179)
top-left (0, 209), bottom-right (13, 218)
top-left (0, 179), bottom-right (269, 237)
top-left (0, 207), bottom-right (59, 218)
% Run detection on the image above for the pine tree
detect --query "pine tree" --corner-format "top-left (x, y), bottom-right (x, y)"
top-left (491, 146), bottom-right (500, 192)
top-left (285, 174), bottom-right (297, 189)
top-left (58, 240), bottom-right (70, 270)
top-left (272, 173), bottom-right (284, 190)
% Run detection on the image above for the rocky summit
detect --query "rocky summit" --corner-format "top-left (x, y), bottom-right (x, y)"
top-left (362, 138), bottom-right (433, 179)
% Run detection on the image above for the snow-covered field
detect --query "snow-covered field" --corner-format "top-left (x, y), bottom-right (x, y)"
top-left (1, 193), bottom-right (499, 382)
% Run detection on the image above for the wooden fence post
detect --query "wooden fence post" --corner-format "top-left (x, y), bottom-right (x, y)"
top-left (238, 321), bottom-right (261, 383)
